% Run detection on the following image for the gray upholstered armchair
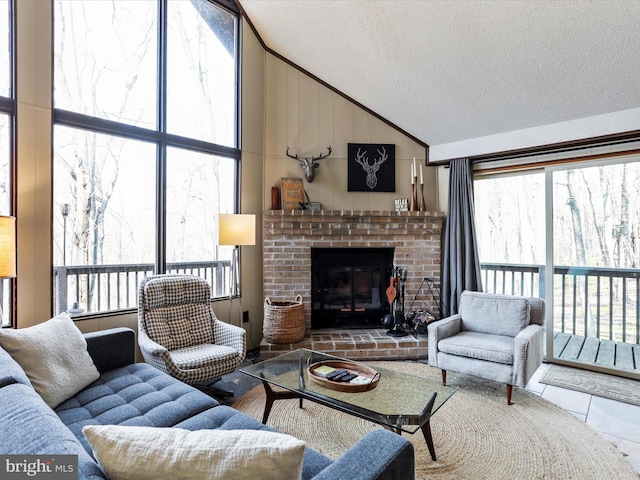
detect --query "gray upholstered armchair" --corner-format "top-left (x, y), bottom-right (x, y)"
top-left (428, 290), bottom-right (545, 405)
top-left (138, 274), bottom-right (246, 396)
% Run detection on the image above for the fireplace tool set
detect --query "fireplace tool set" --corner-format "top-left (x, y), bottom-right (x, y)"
top-left (382, 267), bottom-right (438, 337)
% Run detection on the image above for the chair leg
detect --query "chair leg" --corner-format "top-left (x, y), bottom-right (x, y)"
top-left (195, 380), bottom-right (234, 401)
top-left (441, 370), bottom-right (447, 385)
top-left (197, 384), bottom-right (234, 400)
top-left (506, 384), bottom-right (513, 405)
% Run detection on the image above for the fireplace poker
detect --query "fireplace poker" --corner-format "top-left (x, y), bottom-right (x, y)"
top-left (400, 268), bottom-right (407, 312)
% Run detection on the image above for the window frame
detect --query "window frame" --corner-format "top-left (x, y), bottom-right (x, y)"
top-left (52, 0), bottom-right (242, 316)
top-left (0, 0), bottom-right (16, 328)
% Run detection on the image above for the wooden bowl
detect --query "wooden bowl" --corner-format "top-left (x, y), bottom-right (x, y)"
top-left (307, 360), bottom-right (380, 393)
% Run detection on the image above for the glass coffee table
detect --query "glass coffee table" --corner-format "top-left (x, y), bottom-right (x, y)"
top-left (240, 348), bottom-right (457, 460)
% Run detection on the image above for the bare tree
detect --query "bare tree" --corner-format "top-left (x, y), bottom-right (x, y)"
top-left (565, 170), bottom-right (587, 266)
top-left (614, 163), bottom-right (630, 268)
top-left (55, 2), bottom-right (154, 308)
top-left (580, 169), bottom-right (610, 266)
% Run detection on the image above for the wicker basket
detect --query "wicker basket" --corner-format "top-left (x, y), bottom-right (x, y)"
top-left (263, 294), bottom-right (305, 344)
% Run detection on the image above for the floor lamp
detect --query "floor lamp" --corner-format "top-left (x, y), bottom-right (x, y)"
top-left (218, 214), bottom-right (256, 326)
top-left (0, 215), bottom-right (17, 325)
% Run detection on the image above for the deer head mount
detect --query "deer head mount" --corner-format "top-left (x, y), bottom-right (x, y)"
top-left (286, 146), bottom-right (332, 183)
top-left (354, 147), bottom-right (388, 189)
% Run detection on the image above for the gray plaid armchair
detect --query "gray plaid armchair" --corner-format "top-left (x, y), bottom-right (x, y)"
top-left (138, 274), bottom-right (246, 390)
top-left (428, 290), bottom-right (545, 405)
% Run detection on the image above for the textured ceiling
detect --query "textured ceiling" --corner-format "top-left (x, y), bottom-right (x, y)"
top-left (238, 0), bottom-right (640, 158)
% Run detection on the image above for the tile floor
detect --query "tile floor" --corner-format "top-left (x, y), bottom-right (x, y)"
top-left (525, 363), bottom-right (640, 475)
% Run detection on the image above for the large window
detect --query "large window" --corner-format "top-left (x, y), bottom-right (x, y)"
top-left (0, 0), bottom-right (14, 327)
top-left (475, 172), bottom-right (545, 264)
top-left (53, 0), bottom-right (239, 315)
top-left (475, 171), bottom-right (546, 297)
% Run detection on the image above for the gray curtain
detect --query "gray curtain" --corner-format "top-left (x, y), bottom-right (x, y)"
top-left (441, 158), bottom-right (482, 317)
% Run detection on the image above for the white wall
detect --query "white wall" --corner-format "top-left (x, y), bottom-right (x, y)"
top-left (430, 108), bottom-right (640, 163)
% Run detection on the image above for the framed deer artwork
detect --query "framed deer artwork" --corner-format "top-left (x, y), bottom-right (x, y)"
top-left (347, 143), bottom-right (395, 192)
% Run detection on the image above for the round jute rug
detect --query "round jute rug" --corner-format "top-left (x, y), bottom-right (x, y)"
top-left (233, 361), bottom-right (638, 480)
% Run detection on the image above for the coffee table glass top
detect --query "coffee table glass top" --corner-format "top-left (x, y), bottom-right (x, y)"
top-left (240, 348), bottom-right (457, 434)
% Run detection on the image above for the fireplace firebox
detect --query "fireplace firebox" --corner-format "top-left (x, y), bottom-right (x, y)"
top-left (311, 247), bottom-right (394, 329)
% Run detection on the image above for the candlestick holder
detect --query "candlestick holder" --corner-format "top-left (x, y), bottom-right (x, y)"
top-left (410, 177), bottom-right (419, 211)
top-left (419, 183), bottom-right (426, 211)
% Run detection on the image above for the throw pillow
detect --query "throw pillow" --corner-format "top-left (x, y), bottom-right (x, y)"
top-left (0, 313), bottom-right (100, 408)
top-left (83, 425), bottom-right (306, 480)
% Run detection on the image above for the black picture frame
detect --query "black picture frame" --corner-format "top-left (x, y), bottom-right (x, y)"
top-left (347, 143), bottom-right (395, 192)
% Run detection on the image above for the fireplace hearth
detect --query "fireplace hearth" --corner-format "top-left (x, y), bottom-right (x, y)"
top-left (311, 247), bottom-right (394, 329)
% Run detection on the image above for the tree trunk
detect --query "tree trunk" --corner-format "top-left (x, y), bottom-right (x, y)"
top-left (565, 171), bottom-right (587, 266)
top-left (617, 163), bottom-right (630, 268)
top-left (580, 169), bottom-right (610, 266)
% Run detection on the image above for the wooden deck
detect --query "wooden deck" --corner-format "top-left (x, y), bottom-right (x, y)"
top-left (553, 332), bottom-right (640, 372)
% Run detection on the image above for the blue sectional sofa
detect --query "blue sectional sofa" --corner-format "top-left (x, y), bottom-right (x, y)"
top-left (0, 327), bottom-right (414, 480)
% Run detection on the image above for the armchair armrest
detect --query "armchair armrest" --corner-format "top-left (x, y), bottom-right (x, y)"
top-left (312, 429), bottom-right (414, 480)
top-left (84, 327), bottom-right (135, 373)
top-left (212, 320), bottom-right (246, 362)
top-left (137, 328), bottom-right (176, 375)
top-left (427, 314), bottom-right (462, 368)
top-left (512, 324), bottom-right (544, 387)
top-left (137, 327), bottom-right (169, 355)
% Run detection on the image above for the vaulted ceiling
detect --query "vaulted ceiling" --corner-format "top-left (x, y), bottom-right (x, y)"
top-left (237, 0), bottom-right (640, 161)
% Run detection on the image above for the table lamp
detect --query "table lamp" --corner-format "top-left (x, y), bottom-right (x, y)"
top-left (218, 214), bottom-right (256, 326)
top-left (0, 215), bottom-right (16, 324)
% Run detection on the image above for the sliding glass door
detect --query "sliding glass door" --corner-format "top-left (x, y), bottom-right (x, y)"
top-left (476, 154), bottom-right (639, 378)
top-left (546, 158), bottom-right (640, 377)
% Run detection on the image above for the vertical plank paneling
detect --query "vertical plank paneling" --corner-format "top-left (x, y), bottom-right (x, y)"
top-left (264, 55), bottom-right (431, 212)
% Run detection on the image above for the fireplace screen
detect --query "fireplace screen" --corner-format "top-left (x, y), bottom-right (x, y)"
top-left (311, 248), bottom-right (394, 329)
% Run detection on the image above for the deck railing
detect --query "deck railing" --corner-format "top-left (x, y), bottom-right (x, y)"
top-left (482, 263), bottom-right (640, 345)
top-left (481, 263), bottom-right (546, 298)
top-left (52, 261), bottom-right (639, 346)
top-left (53, 260), bottom-right (232, 315)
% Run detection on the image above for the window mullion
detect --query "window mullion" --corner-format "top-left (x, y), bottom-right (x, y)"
top-left (156, 0), bottom-right (168, 274)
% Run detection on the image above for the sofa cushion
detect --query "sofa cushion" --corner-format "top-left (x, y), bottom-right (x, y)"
top-left (55, 363), bottom-right (218, 454)
top-left (174, 405), bottom-right (334, 480)
top-left (438, 331), bottom-right (514, 365)
top-left (83, 425), bottom-right (306, 480)
top-left (0, 313), bottom-right (100, 408)
top-left (459, 291), bottom-right (530, 337)
top-left (0, 382), bottom-right (106, 479)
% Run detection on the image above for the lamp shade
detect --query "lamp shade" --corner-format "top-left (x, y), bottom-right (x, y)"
top-left (218, 214), bottom-right (256, 246)
top-left (0, 215), bottom-right (16, 278)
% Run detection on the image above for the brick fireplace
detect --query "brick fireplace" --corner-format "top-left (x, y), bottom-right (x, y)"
top-left (261, 210), bottom-right (445, 360)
